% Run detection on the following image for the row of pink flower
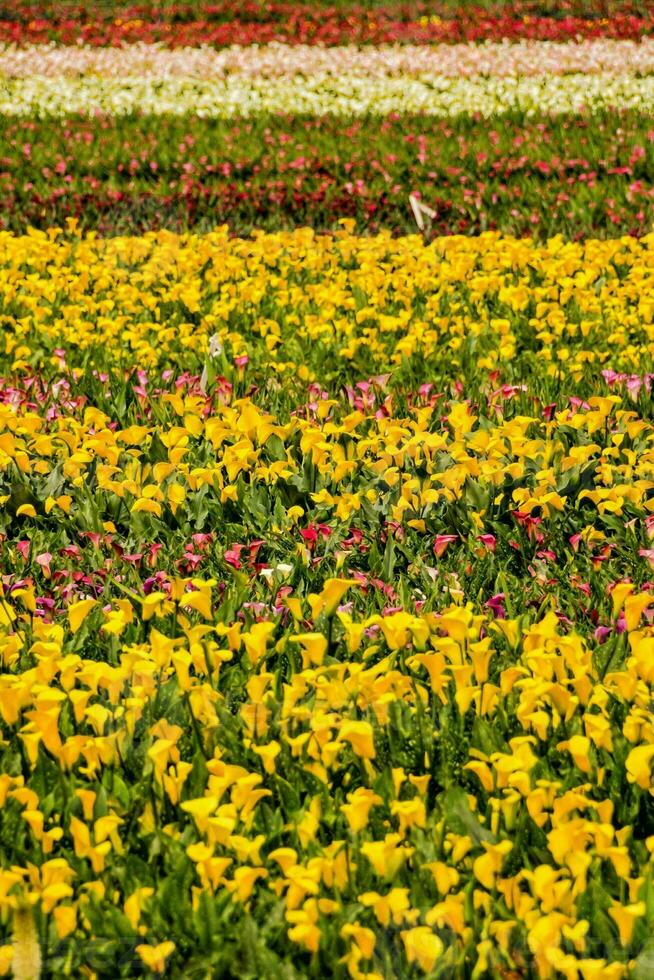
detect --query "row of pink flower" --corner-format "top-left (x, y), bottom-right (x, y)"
top-left (6, 39), bottom-right (654, 77)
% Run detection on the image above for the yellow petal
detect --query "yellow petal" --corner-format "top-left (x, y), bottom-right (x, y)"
top-left (68, 599), bottom-right (97, 634)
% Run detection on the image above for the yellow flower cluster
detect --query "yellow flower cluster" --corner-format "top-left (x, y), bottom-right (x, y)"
top-left (1, 226), bottom-right (654, 379)
top-left (1, 585), bottom-right (654, 977)
top-left (0, 228), bottom-right (653, 976)
top-left (0, 387), bottom-right (651, 539)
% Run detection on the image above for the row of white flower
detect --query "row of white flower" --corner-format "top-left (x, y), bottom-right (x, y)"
top-left (2, 73), bottom-right (654, 116)
top-left (3, 40), bottom-right (654, 79)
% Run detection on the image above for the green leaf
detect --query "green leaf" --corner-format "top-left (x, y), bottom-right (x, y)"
top-left (471, 717), bottom-right (505, 756)
top-left (382, 533), bottom-right (395, 582)
top-left (440, 785), bottom-right (494, 845)
top-left (633, 938), bottom-right (654, 980)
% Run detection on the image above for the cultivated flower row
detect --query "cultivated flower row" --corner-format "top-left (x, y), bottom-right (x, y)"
top-left (6, 72), bottom-right (654, 117)
top-left (3, 2), bottom-right (654, 46)
top-left (1, 229), bottom-right (654, 976)
top-left (2, 113), bottom-right (652, 239)
top-left (0, 226), bottom-right (652, 380)
top-left (7, 40), bottom-right (654, 79)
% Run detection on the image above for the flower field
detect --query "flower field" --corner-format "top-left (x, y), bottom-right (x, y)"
top-left (4, 4), bottom-right (654, 980)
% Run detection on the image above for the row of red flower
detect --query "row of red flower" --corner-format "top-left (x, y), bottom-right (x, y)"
top-left (2, 112), bottom-right (652, 238)
top-left (3, 1), bottom-right (654, 44)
